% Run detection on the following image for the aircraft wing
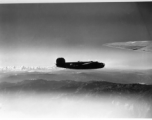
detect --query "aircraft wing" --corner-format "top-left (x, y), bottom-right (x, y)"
top-left (103, 41), bottom-right (152, 52)
top-left (82, 62), bottom-right (94, 65)
top-left (67, 62), bottom-right (90, 65)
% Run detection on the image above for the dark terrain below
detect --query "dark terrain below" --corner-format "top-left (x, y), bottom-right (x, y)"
top-left (0, 70), bottom-right (152, 118)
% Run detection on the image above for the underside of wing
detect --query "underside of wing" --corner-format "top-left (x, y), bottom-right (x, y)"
top-left (103, 41), bottom-right (152, 52)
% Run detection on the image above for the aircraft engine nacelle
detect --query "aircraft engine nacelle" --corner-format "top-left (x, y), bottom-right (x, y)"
top-left (56, 57), bottom-right (66, 66)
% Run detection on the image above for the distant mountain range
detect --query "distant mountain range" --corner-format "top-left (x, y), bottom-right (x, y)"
top-left (0, 69), bottom-right (152, 99)
top-left (0, 69), bottom-right (152, 84)
top-left (0, 79), bottom-right (152, 98)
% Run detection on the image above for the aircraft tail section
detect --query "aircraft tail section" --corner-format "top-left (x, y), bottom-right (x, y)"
top-left (56, 57), bottom-right (66, 67)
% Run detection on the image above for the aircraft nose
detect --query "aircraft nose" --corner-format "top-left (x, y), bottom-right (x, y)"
top-left (101, 63), bottom-right (105, 67)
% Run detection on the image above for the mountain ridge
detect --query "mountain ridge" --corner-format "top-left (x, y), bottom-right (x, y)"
top-left (0, 79), bottom-right (152, 96)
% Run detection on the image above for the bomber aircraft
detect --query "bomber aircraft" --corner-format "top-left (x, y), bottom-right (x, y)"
top-left (56, 57), bottom-right (105, 69)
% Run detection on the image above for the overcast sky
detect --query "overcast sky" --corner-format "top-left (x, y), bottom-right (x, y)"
top-left (0, 2), bottom-right (152, 69)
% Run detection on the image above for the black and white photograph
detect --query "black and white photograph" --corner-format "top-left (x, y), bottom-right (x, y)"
top-left (0, 1), bottom-right (152, 119)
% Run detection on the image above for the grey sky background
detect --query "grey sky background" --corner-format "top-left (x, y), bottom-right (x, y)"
top-left (0, 2), bottom-right (152, 69)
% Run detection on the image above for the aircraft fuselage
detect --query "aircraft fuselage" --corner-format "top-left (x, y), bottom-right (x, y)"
top-left (56, 58), bottom-right (105, 69)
